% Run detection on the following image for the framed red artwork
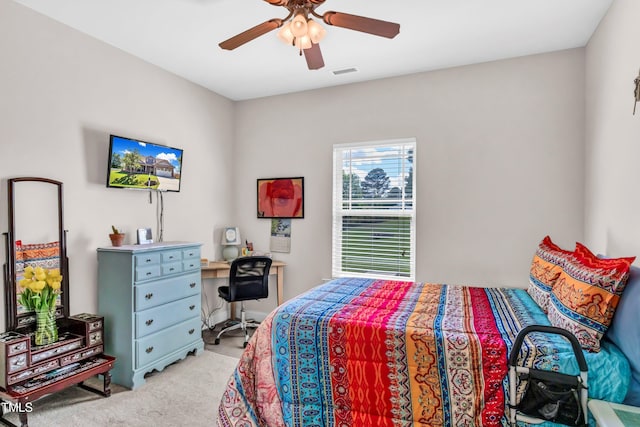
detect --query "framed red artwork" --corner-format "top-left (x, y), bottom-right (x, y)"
top-left (257, 177), bottom-right (304, 219)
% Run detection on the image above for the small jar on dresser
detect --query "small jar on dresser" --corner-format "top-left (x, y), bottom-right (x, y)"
top-left (97, 241), bottom-right (204, 389)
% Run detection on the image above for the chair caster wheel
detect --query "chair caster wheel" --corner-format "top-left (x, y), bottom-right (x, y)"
top-left (214, 338), bottom-right (220, 345)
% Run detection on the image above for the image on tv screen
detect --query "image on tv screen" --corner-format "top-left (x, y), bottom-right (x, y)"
top-left (107, 135), bottom-right (183, 192)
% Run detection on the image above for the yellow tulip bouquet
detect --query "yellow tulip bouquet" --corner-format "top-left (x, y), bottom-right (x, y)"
top-left (18, 266), bottom-right (62, 345)
top-left (19, 266), bottom-right (62, 311)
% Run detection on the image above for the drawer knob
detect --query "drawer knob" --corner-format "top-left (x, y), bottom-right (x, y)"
top-left (145, 293), bottom-right (153, 300)
top-left (189, 305), bottom-right (195, 311)
top-left (146, 271), bottom-right (152, 276)
top-left (190, 283), bottom-right (196, 288)
top-left (189, 264), bottom-right (195, 268)
top-left (188, 329), bottom-right (195, 335)
top-left (146, 346), bottom-right (154, 354)
top-left (169, 267), bottom-right (175, 271)
top-left (146, 258), bottom-right (152, 263)
top-left (146, 319), bottom-right (154, 326)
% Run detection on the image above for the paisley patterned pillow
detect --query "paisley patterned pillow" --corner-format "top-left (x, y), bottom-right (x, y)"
top-left (548, 247), bottom-right (635, 352)
top-left (573, 242), bottom-right (635, 295)
top-left (527, 236), bottom-right (573, 313)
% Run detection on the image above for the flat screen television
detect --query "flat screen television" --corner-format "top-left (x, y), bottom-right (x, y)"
top-left (107, 134), bottom-right (183, 192)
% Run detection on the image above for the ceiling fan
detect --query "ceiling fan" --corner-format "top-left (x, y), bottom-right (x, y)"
top-left (219, 0), bottom-right (400, 70)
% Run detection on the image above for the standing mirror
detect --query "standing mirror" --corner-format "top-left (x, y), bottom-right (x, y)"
top-left (3, 177), bottom-right (69, 331)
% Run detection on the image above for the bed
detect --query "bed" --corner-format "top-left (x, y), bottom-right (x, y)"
top-left (216, 236), bottom-right (639, 427)
top-left (216, 277), bottom-right (631, 426)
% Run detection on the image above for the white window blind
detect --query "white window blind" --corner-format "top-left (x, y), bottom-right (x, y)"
top-left (332, 139), bottom-right (416, 280)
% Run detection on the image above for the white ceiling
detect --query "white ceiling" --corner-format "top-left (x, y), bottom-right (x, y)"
top-left (13, 0), bottom-right (612, 101)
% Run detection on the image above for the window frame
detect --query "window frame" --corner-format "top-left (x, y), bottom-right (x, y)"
top-left (332, 138), bottom-right (416, 281)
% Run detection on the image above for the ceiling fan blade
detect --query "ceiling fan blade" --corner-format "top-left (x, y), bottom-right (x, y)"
top-left (322, 11), bottom-right (400, 39)
top-left (303, 43), bottom-right (325, 70)
top-left (262, 0), bottom-right (325, 5)
top-left (219, 19), bottom-right (282, 50)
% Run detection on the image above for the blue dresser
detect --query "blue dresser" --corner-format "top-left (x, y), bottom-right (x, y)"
top-left (97, 241), bottom-right (204, 389)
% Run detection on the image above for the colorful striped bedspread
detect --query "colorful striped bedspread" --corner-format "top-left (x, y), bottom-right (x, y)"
top-left (217, 278), bottom-right (630, 427)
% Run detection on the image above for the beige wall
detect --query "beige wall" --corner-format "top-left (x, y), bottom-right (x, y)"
top-left (235, 49), bottom-right (586, 310)
top-left (2, 0), bottom-right (592, 327)
top-left (0, 0), bottom-right (235, 331)
top-left (585, 0), bottom-right (640, 259)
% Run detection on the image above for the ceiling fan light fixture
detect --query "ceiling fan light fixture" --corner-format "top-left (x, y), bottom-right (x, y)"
top-left (290, 13), bottom-right (308, 37)
top-left (220, 1), bottom-right (400, 71)
top-left (294, 34), bottom-right (312, 50)
top-left (306, 19), bottom-right (326, 44)
top-left (277, 22), bottom-right (294, 45)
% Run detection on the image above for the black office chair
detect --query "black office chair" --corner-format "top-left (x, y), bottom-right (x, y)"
top-left (214, 256), bottom-right (272, 348)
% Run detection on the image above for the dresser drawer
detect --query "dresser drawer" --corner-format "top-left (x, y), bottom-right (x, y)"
top-left (136, 317), bottom-right (201, 367)
top-left (135, 265), bottom-right (161, 282)
top-left (135, 253), bottom-right (161, 267)
top-left (161, 261), bottom-right (183, 276)
top-left (182, 248), bottom-right (199, 260)
top-left (60, 345), bottom-right (104, 367)
top-left (7, 359), bottom-right (59, 386)
top-left (135, 294), bottom-right (200, 338)
top-left (7, 353), bottom-right (28, 374)
top-left (183, 259), bottom-right (200, 272)
top-left (161, 250), bottom-right (182, 263)
top-left (134, 272), bottom-right (200, 311)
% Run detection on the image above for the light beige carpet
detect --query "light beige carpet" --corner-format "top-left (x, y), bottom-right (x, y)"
top-left (2, 351), bottom-right (239, 427)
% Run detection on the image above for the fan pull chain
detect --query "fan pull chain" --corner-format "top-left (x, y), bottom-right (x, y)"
top-left (291, 37), bottom-right (302, 56)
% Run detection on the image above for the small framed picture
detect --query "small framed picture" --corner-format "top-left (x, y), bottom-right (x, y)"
top-left (137, 228), bottom-right (153, 244)
top-left (257, 177), bottom-right (304, 219)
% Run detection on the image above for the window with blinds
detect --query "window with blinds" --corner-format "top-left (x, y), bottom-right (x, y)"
top-left (332, 139), bottom-right (416, 280)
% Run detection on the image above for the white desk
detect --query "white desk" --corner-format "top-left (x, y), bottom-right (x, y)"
top-left (589, 400), bottom-right (640, 427)
top-left (200, 260), bottom-right (286, 319)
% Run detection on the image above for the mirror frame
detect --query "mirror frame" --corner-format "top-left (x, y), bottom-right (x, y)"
top-left (3, 177), bottom-right (69, 331)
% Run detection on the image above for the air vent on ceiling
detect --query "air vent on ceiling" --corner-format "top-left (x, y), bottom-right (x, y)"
top-left (332, 67), bottom-right (358, 76)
